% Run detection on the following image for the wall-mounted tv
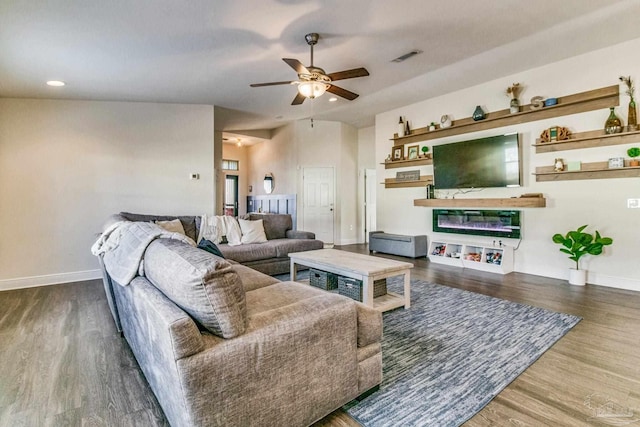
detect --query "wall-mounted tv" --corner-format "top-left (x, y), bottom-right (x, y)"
top-left (433, 133), bottom-right (521, 189)
top-left (433, 209), bottom-right (521, 239)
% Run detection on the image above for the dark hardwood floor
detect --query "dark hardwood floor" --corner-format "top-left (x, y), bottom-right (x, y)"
top-left (2, 244), bottom-right (639, 426)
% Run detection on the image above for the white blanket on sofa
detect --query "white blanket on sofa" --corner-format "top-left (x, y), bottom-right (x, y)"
top-left (198, 214), bottom-right (242, 246)
top-left (91, 221), bottom-right (195, 286)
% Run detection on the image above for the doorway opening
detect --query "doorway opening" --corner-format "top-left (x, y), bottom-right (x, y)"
top-left (224, 175), bottom-right (239, 216)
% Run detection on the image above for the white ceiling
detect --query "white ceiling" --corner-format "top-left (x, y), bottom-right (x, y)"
top-left (2, 0), bottom-right (640, 136)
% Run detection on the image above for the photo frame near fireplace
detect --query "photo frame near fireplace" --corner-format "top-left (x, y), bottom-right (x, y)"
top-left (392, 146), bottom-right (403, 161)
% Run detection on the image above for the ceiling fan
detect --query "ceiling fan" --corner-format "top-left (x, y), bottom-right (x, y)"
top-left (250, 33), bottom-right (369, 105)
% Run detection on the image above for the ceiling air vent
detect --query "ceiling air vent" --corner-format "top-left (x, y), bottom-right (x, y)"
top-left (391, 50), bottom-right (423, 63)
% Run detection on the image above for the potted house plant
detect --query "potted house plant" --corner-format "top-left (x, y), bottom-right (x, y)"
top-left (552, 225), bottom-right (613, 286)
top-left (421, 146), bottom-right (430, 158)
top-left (628, 147), bottom-right (640, 167)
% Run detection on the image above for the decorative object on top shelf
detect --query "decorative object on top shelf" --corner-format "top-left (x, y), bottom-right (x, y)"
top-left (554, 158), bottom-right (565, 172)
top-left (530, 96), bottom-right (544, 110)
top-left (385, 154), bottom-right (392, 162)
top-left (421, 146), bottom-right (430, 158)
top-left (628, 147), bottom-right (640, 167)
top-left (392, 146), bottom-right (403, 161)
top-left (407, 144), bottom-right (419, 160)
top-left (405, 119), bottom-right (411, 136)
top-left (539, 126), bottom-right (571, 143)
top-left (552, 225), bottom-right (613, 286)
top-left (397, 116), bottom-right (405, 137)
top-left (544, 97), bottom-right (558, 107)
top-left (604, 107), bottom-right (623, 134)
top-left (619, 75), bottom-right (637, 131)
top-left (506, 83), bottom-right (522, 114)
top-left (429, 122), bottom-right (436, 131)
top-left (472, 105), bottom-right (485, 121)
top-left (608, 157), bottom-right (625, 169)
top-left (440, 114), bottom-right (452, 128)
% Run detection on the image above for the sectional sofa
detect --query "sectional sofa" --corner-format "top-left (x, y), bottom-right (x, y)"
top-left (96, 213), bottom-right (383, 427)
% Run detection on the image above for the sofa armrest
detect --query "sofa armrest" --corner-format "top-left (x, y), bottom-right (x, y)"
top-left (286, 229), bottom-right (316, 239)
top-left (354, 301), bottom-right (383, 348)
top-left (177, 294), bottom-right (361, 426)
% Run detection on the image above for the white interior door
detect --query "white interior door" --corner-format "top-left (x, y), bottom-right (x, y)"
top-left (303, 167), bottom-right (335, 244)
top-left (364, 168), bottom-right (377, 242)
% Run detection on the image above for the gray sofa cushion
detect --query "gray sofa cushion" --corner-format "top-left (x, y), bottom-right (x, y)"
top-left (232, 264), bottom-right (280, 292)
top-left (217, 241), bottom-right (277, 263)
top-left (144, 238), bottom-right (247, 338)
top-left (119, 212), bottom-right (200, 242)
top-left (245, 213), bottom-right (292, 240)
top-left (270, 238), bottom-right (324, 258)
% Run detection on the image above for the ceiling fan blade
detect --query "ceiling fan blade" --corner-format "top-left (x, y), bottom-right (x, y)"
top-left (283, 58), bottom-right (310, 75)
top-left (291, 92), bottom-right (306, 105)
top-left (327, 85), bottom-right (359, 101)
top-left (327, 67), bottom-right (369, 81)
top-left (250, 81), bottom-right (295, 87)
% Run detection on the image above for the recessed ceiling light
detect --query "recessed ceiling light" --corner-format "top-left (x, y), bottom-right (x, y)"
top-left (328, 97), bottom-right (338, 102)
top-left (46, 80), bottom-right (65, 87)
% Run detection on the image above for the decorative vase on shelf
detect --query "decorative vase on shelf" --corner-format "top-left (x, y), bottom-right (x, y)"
top-left (604, 107), bottom-right (622, 134)
top-left (397, 116), bottom-right (405, 137)
top-left (510, 98), bottom-right (520, 114)
top-left (472, 105), bottom-right (485, 121)
top-left (628, 98), bottom-right (637, 131)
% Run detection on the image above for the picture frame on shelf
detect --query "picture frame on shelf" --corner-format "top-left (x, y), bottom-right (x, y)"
top-left (392, 146), bottom-right (403, 161)
top-left (407, 144), bottom-right (419, 160)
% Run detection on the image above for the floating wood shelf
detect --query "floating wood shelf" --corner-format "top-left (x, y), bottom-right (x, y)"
top-left (391, 85), bottom-right (619, 146)
top-left (384, 175), bottom-right (433, 189)
top-left (533, 129), bottom-right (640, 153)
top-left (382, 157), bottom-right (433, 169)
top-left (413, 197), bottom-right (546, 208)
top-left (534, 161), bottom-right (640, 182)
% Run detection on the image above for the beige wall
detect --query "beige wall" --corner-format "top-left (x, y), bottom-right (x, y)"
top-left (376, 37), bottom-right (640, 290)
top-left (247, 123), bottom-right (296, 196)
top-left (0, 99), bottom-right (215, 289)
top-left (246, 120), bottom-right (359, 244)
top-left (357, 126), bottom-right (376, 243)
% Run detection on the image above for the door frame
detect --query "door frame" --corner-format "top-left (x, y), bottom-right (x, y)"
top-left (224, 174), bottom-right (239, 217)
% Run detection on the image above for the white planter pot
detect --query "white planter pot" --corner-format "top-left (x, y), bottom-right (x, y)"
top-left (569, 268), bottom-right (586, 286)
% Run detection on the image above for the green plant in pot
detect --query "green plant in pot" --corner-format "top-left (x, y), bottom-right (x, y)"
top-left (628, 147), bottom-right (640, 167)
top-left (421, 146), bottom-right (430, 158)
top-left (552, 225), bottom-right (613, 286)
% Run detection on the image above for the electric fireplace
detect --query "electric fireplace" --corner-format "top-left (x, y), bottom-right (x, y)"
top-left (432, 209), bottom-right (521, 239)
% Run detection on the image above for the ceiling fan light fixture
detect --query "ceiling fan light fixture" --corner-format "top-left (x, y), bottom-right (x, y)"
top-left (297, 80), bottom-right (328, 99)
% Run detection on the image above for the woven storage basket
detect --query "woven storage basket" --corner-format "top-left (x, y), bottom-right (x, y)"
top-left (337, 277), bottom-right (387, 302)
top-left (309, 268), bottom-right (338, 290)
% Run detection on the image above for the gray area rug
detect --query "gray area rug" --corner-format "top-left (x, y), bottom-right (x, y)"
top-left (276, 272), bottom-right (581, 427)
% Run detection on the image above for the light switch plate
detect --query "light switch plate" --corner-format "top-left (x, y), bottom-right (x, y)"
top-left (628, 198), bottom-right (640, 208)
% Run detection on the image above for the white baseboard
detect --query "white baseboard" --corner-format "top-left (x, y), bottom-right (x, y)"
top-left (0, 269), bottom-right (102, 291)
top-left (336, 238), bottom-right (359, 246)
top-left (587, 272), bottom-right (640, 292)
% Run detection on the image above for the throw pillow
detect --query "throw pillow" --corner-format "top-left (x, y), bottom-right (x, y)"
top-left (144, 239), bottom-right (246, 338)
top-left (198, 239), bottom-right (225, 258)
top-left (225, 216), bottom-right (243, 246)
top-left (239, 219), bottom-right (267, 244)
top-left (155, 219), bottom-right (186, 235)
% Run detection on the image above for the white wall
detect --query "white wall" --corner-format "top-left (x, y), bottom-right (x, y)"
top-left (376, 37), bottom-right (640, 290)
top-left (0, 99), bottom-right (215, 289)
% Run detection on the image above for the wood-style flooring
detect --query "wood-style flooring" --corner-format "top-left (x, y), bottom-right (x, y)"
top-left (1, 244), bottom-right (639, 426)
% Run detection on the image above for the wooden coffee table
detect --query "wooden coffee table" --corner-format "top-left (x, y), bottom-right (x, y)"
top-left (289, 248), bottom-right (413, 312)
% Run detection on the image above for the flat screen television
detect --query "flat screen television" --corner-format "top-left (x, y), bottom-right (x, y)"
top-left (433, 133), bottom-right (521, 189)
top-left (433, 209), bottom-right (521, 239)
